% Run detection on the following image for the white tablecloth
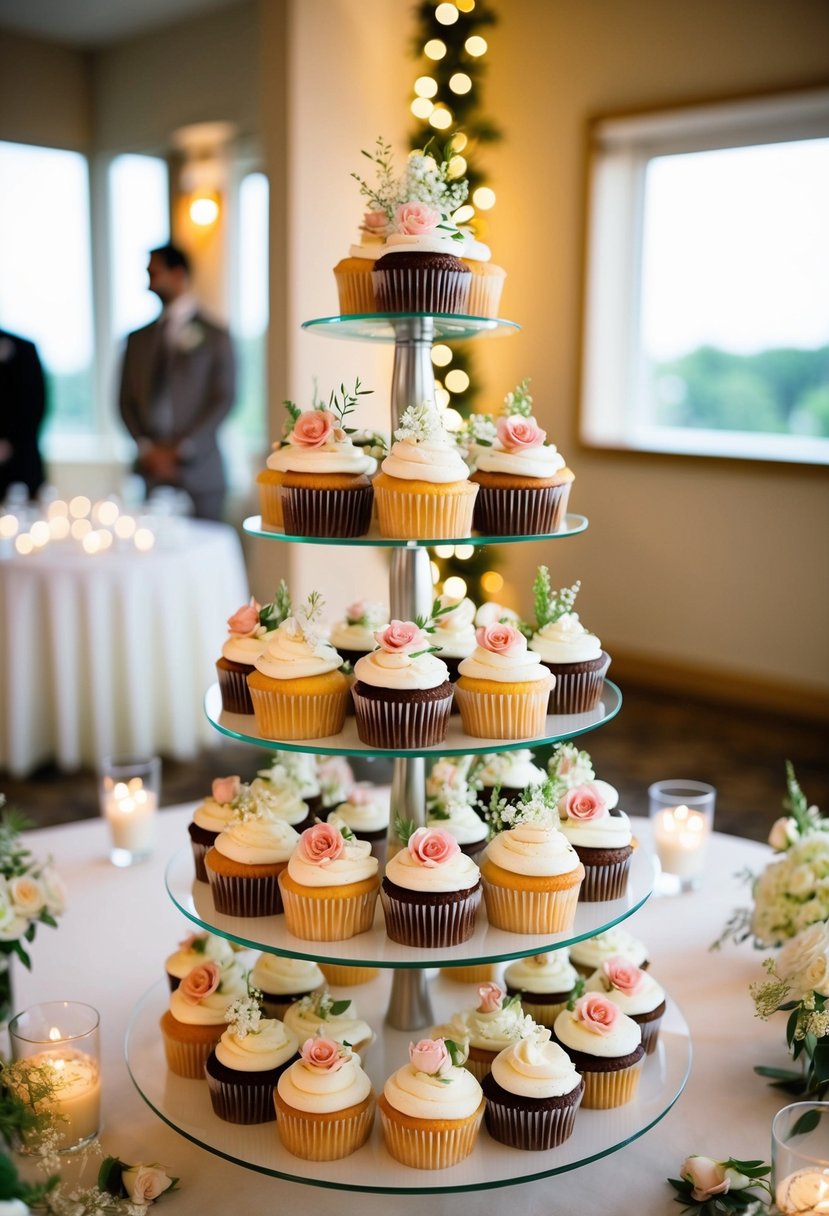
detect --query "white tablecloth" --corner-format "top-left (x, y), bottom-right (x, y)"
top-left (0, 522), bottom-right (248, 776)
top-left (10, 810), bottom-right (787, 1215)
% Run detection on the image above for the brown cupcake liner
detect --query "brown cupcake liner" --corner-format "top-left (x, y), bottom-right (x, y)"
top-left (206, 1074), bottom-right (280, 1124)
top-left (352, 687), bottom-right (452, 749)
top-left (278, 876), bottom-right (380, 941)
top-left (580, 1058), bottom-right (644, 1109)
top-left (482, 878), bottom-right (581, 934)
top-left (275, 1096), bottom-right (375, 1160)
top-left (472, 483), bottom-right (571, 537)
top-left (248, 685), bottom-right (349, 741)
top-left (546, 655), bottom-right (611, 715)
top-left (161, 1029), bottom-right (222, 1079)
top-left (282, 485), bottom-right (373, 538)
top-left (577, 855), bottom-right (632, 902)
top-left (453, 684), bottom-right (550, 740)
top-left (484, 1087), bottom-right (583, 1150)
top-left (257, 479), bottom-right (284, 531)
top-left (380, 884), bottom-right (481, 947)
top-left (373, 484), bottom-right (477, 540)
top-left (216, 663), bottom-right (255, 715)
top-left (439, 964), bottom-right (495, 984)
top-left (637, 1014), bottom-right (664, 1056)
top-left (334, 267), bottom-right (377, 314)
top-left (207, 867), bottom-right (285, 917)
top-left (189, 838), bottom-right (213, 885)
top-left (372, 267), bottom-right (471, 315)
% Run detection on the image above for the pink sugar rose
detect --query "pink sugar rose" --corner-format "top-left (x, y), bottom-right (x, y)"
top-left (212, 775), bottom-right (241, 804)
top-left (475, 623), bottom-right (525, 657)
top-left (291, 409), bottom-right (337, 448)
top-left (497, 415), bottom-right (546, 451)
top-left (363, 209), bottom-right (389, 233)
top-left (561, 783), bottom-right (608, 822)
top-left (179, 962), bottom-right (221, 1004)
top-left (409, 1038), bottom-right (451, 1076)
top-left (347, 782), bottom-right (375, 806)
top-left (375, 619), bottom-right (428, 655)
top-left (227, 599), bottom-right (260, 635)
top-left (300, 821), bottom-right (345, 865)
top-left (395, 201), bottom-right (441, 236)
top-left (408, 826), bottom-right (459, 867)
top-left (301, 1034), bottom-right (347, 1072)
top-left (477, 983), bottom-right (503, 1014)
top-left (574, 993), bottom-right (620, 1035)
top-left (602, 956), bottom-right (644, 996)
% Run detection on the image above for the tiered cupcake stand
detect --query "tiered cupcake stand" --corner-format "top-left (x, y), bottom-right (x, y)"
top-left (125, 312), bottom-right (691, 1193)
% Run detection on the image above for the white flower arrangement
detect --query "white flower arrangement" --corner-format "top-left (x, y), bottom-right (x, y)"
top-left (547, 743), bottom-right (597, 801)
top-left (352, 137), bottom-right (468, 226)
top-left (225, 984), bottom-right (265, 1039)
top-left (0, 799), bottom-right (65, 968)
top-left (394, 402), bottom-right (444, 445)
top-left (485, 779), bottom-right (559, 837)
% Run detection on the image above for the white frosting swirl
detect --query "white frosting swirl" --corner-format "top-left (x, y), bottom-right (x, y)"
top-left (491, 1034), bottom-right (582, 1099)
top-left (433, 597), bottom-right (477, 660)
top-left (383, 1062), bottom-right (482, 1121)
top-left (192, 798), bottom-right (237, 834)
top-left (279, 432), bottom-right (376, 476)
top-left (427, 804), bottom-right (487, 847)
top-left (381, 435), bottom-right (470, 484)
top-left (504, 950), bottom-right (578, 995)
top-left (266, 445), bottom-right (292, 472)
top-left (347, 243), bottom-right (383, 261)
top-left (559, 808), bottom-right (633, 850)
top-left (277, 1051), bottom-right (373, 1114)
top-left (475, 436), bottom-right (566, 480)
top-left (458, 643), bottom-right (551, 685)
top-left (286, 835), bottom-right (378, 888)
top-left (165, 934), bottom-right (235, 979)
top-left (248, 779), bottom-right (308, 827)
top-left (254, 617), bottom-right (344, 680)
top-left (328, 790), bottom-right (390, 835)
top-left (380, 233), bottom-right (468, 257)
top-left (553, 1006), bottom-right (641, 1058)
top-left (569, 929), bottom-right (648, 972)
top-left (462, 1001), bottom-right (532, 1050)
top-left (328, 611), bottom-right (389, 653)
top-left (168, 973), bottom-right (246, 1026)
top-left (222, 633), bottom-right (271, 664)
top-left (213, 817), bottom-right (299, 865)
top-left (477, 750), bottom-right (546, 790)
top-left (215, 1018), bottom-right (299, 1072)
top-left (529, 613), bottom-right (602, 663)
top-left (250, 954), bottom-right (324, 995)
top-left (384, 845), bottom-right (480, 894)
top-left (460, 235), bottom-right (492, 262)
top-left (485, 820), bottom-right (581, 878)
top-left (283, 999), bottom-right (373, 1050)
top-left (585, 968), bottom-right (665, 1016)
top-left (592, 779), bottom-right (619, 809)
top-left (353, 647), bottom-right (449, 692)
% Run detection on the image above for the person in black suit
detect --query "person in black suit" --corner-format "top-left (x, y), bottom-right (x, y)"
top-left (118, 244), bottom-right (236, 521)
top-left (0, 329), bottom-right (47, 500)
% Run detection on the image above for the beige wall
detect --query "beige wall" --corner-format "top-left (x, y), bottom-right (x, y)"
top-left (0, 31), bottom-right (91, 151)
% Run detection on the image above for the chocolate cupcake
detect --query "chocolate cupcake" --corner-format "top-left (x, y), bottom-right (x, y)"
top-left (553, 996), bottom-right (645, 1109)
top-left (187, 775), bottom-right (242, 882)
top-left (249, 953), bottom-right (325, 1021)
top-left (205, 1010), bottom-right (299, 1124)
top-left (483, 1028), bottom-right (584, 1150)
top-left (352, 621), bottom-right (453, 749)
top-left (327, 600), bottom-right (389, 671)
top-left (527, 573), bottom-right (610, 714)
top-left (503, 950), bottom-right (579, 1029)
top-left (381, 827), bottom-right (481, 948)
top-left (373, 249), bottom-right (470, 314)
top-left (557, 784), bottom-right (634, 902)
top-left (585, 958), bottom-right (667, 1056)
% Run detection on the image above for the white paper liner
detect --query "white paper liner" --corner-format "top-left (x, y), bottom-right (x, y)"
top-left (379, 1098), bottom-right (484, 1169)
top-left (580, 1057), bottom-right (644, 1109)
top-left (275, 1097), bottom-right (375, 1160)
top-left (278, 876), bottom-right (379, 941)
top-left (373, 483), bottom-right (477, 540)
top-left (161, 1026), bottom-right (223, 1079)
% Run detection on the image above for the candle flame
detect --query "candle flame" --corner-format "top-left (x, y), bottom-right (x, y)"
top-left (48, 1027), bottom-right (61, 1041)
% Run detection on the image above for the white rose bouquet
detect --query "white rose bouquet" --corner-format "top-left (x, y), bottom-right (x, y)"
top-left (0, 798), bottom-right (65, 971)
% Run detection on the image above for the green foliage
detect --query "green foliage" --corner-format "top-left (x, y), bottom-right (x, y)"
top-left (532, 567), bottom-right (580, 630)
top-left (259, 580), bottom-right (292, 631)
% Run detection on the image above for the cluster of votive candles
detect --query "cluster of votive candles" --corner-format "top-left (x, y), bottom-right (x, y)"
top-left (102, 775), bottom-right (158, 854)
top-left (0, 496), bottom-right (155, 556)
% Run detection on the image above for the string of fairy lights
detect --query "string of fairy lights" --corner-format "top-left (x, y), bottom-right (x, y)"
top-left (407, 0), bottom-right (505, 606)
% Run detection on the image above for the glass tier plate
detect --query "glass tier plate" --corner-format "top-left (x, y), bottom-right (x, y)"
top-left (301, 313), bottom-right (521, 342)
top-left (204, 680), bottom-right (622, 758)
top-left (126, 976), bottom-right (690, 1194)
top-left (165, 843), bottom-right (652, 968)
top-left (242, 513), bottom-right (588, 547)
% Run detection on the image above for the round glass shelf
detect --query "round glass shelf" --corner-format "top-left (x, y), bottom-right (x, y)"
top-left (164, 842), bottom-right (652, 969)
top-left (302, 312), bottom-right (521, 343)
top-left (242, 513), bottom-right (588, 548)
top-left (204, 680), bottom-right (622, 758)
top-left (126, 976), bottom-right (690, 1194)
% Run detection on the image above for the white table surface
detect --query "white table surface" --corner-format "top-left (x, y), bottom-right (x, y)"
top-left (11, 809), bottom-right (785, 1216)
top-left (0, 522), bottom-right (248, 776)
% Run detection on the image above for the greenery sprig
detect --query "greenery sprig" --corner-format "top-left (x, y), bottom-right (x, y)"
top-left (258, 580), bottom-right (292, 632)
top-left (393, 815), bottom-right (418, 847)
top-left (533, 567), bottom-right (581, 630)
top-left (503, 378), bottom-right (533, 418)
top-left (409, 597), bottom-right (458, 659)
top-left (327, 378), bottom-right (373, 434)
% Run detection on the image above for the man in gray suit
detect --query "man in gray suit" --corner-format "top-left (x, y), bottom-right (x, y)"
top-left (118, 244), bottom-right (235, 520)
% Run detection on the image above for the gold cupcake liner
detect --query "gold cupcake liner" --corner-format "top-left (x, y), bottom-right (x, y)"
top-left (439, 964), bottom-right (495, 985)
top-left (161, 1030), bottom-right (221, 1079)
top-left (275, 1097), bottom-right (375, 1160)
top-left (318, 963), bottom-right (379, 987)
top-left (516, 997), bottom-right (571, 1029)
top-left (373, 484), bottom-right (477, 540)
top-left (379, 1100), bottom-right (485, 1169)
top-left (257, 479), bottom-right (284, 530)
top-left (278, 878), bottom-right (380, 941)
top-left (482, 878), bottom-right (581, 934)
top-left (334, 267), bottom-right (377, 314)
top-left (453, 684), bottom-right (550, 740)
top-left (248, 685), bottom-right (349, 741)
top-left (580, 1059), bottom-right (644, 1109)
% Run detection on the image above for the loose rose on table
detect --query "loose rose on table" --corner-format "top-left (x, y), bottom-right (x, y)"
top-left (668, 1154), bottom-right (770, 1213)
top-left (560, 783), bottom-right (608, 822)
top-left (497, 415), bottom-right (546, 451)
top-left (299, 821), bottom-right (345, 865)
top-left (395, 201), bottom-right (441, 235)
top-left (375, 620), bottom-right (429, 655)
top-left (408, 826), bottom-right (459, 867)
top-left (98, 1155), bottom-right (179, 1209)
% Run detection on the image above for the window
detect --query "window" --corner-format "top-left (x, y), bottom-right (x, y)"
top-left (109, 154), bottom-right (170, 340)
top-left (580, 88), bottom-right (829, 464)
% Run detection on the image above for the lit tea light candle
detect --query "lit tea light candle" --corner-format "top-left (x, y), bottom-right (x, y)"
top-left (775, 1167), bottom-right (829, 1214)
top-left (104, 777), bottom-right (158, 852)
top-left (652, 803), bottom-right (710, 880)
top-left (25, 1035), bottom-right (101, 1150)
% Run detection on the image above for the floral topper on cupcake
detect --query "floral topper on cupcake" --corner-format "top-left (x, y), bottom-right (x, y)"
top-left (225, 979), bottom-right (265, 1038)
top-left (212, 774), bottom-right (241, 805)
top-left (547, 743), bottom-right (596, 798)
top-left (533, 566), bottom-right (581, 631)
top-left (352, 136), bottom-right (468, 238)
top-left (394, 401), bottom-right (446, 445)
top-left (559, 783), bottom-right (609, 823)
top-left (301, 1032), bottom-right (351, 1073)
top-left (600, 956), bottom-right (645, 997)
top-left (409, 1036), bottom-right (467, 1080)
top-left (485, 777), bottom-right (560, 838)
top-left (179, 962), bottom-right (222, 1005)
top-left (407, 825), bottom-right (461, 867)
top-left (297, 820), bottom-right (355, 866)
top-left (280, 380), bottom-right (373, 448)
top-left (573, 993), bottom-right (620, 1036)
top-left (345, 600), bottom-right (388, 628)
top-left (227, 581), bottom-right (292, 637)
top-left (474, 621), bottom-right (528, 659)
top-left (298, 990), bottom-right (352, 1020)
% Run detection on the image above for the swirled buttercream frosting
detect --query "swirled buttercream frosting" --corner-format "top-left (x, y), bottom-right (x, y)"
top-left (329, 612), bottom-right (389, 654)
top-left (353, 647), bottom-right (448, 691)
top-left (250, 953), bottom-right (324, 995)
top-left (458, 643), bottom-right (550, 685)
top-left (381, 435), bottom-right (470, 484)
top-left (286, 834), bottom-right (378, 888)
top-left (477, 750), bottom-right (546, 789)
top-left (283, 998), bottom-right (373, 1050)
top-left (529, 613), bottom-right (602, 663)
top-left (328, 787), bottom-right (390, 835)
top-left (192, 798), bottom-right (237, 834)
top-left (491, 1032), bottom-right (582, 1098)
top-left (558, 807), bottom-right (633, 850)
top-left (169, 976), bottom-right (245, 1026)
top-left (504, 950), bottom-right (578, 995)
top-left (248, 779), bottom-right (308, 827)
top-left (215, 1018), bottom-right (299, 1072)
top-left (222, 633), bottom-right (272, 664)
top-left (427, 803), bottom-right (487, 847)
top-left (433, 596), bottom-right (477, 659)
top-left (475, 440), bottom-right (566, 480)
top-left (485, 819), bottom-right (581, 878)
top-left (569, 929), bottom-right (648, 972)
top-left (277, 1050), bottom-right (373, 1113)
top-left (553, 1005), bottom-right (641, 1058)
top-left (384, 845), bottom-right (480, 894)
top-left (254, 617), bottom-right (344, 681)
top-left (279, 432), bottom-right (376, 476)
top-left (213, 817), bottom-right (299, 865)
top-left (165, 933), bottom-right (235, 978)
top-left (383, 1060), bottom-right (482, 1121)
top-left (585, 966), bottom-right (665, 1016)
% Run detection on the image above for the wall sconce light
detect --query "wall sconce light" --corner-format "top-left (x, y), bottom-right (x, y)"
top-left (189, 191), bottom-right (221, 226)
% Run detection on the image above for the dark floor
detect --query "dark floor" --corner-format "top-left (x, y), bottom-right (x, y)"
top-left (1, 682), bottom-right (827, 841)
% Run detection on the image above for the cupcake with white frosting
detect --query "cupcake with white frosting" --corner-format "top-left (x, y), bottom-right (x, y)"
top-left (275, 1036), bottom-right (375, 1160)
top-left (584, 956), bottom-right (666, 1055)
top-left (205, 991), bottom-right (299, 1123)
top-left (247, 600), bottom-right (350, 742)
top-left (188, 775), bottom-right (245, 882)
top-left (553, 993), bottom-right (644, 1109)
top-left (557, 782), bottom-right (634, 901)
top-left (483, 1024), bottom-right (584, 1150)
top-left (436, 982), bottom-right (537, 1082)
top-left (381, 825), bottom-right (482, 948)
top-left (547, 742), bottom-right (620, 810)
top-left (333, 206), bottom-right (387, 314)
top-left (474, 749), bottom-right (547, 820)
top-left (503, 949), bottom-right (580, 1028)
top-left (426, 756), bottom-right (487, 858)
top-left (328, 600), bottom-right (389, 669)
top-left (372, 403), bottom-right (478, 540)
top-left (569, 927), bottom-right (649, 978)
top-left (253, 751), bottom-right (323, 822)
top-left (426, 798), bottom-right (488, 860)
top-left (204, 802), bottom-right (300, 918)
top-left (352, 620), bottom-right (453, 749)
top-left (249, 953), bottom-right (325, 1020)
top-left (527, 571), bottom-right (610, 714)
top-left (278, 821), bottom-right (380, 941)
top-left (327, 782), bottom-right (390, 861)
top-left (165, 929), bottom-right (241, 992)
top-left (431, 593), bottom-right (478, 687)
top-left (282, 990), bottom-right (374, 1056)
top-left (454, 621), bottom-right (554, 740)
top-left (160, 961), bottom-right (246, 1079)
top-left (215, 583), bottom-right (291, 714)
top-left (379, 1037), bottom-right (485, 1170)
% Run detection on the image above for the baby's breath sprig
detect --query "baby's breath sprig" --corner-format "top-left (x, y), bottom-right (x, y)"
top-left (533, 566), bottom-right (581, 630)
top-left (303, 991), bottom-right (352, 1020)
top-left (351, 136), bottom-right (397, 219)
top-left (225, 982), bottom-right (265, 1039)
top-left (328, 378), bottom-right (373, 434)
top-left (502, 378), bottom-right (533, 418)
top-left (394, 402), bottom-right (443, 444)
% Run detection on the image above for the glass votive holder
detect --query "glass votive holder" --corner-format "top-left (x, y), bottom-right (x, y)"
top-left (648, 779), bottom-right (716, 894)
top-left (9, 1001), bottom-right (101, 1153)
top-left (772, 1102), bottom-right (829, 1214)
top-left (99, 754), bottom-right (161, 866)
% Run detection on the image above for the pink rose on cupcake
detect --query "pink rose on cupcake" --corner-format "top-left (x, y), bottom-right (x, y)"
top-left (477, 983), bottom-right (503, 1013)
top-left (363, 209), bottom-right (389, 233)
top-left (408, 826), bottom-right (459, 867)
top-left (291, 409), bottom-right (337, 448)
top-left (212, 775), bottom-right (241, 804)
top-left (561, 783), bottom-right (608, 822)
top-left (475, 623), bottom-right (525, 657)
top-left (347, 782), bottom-right (375, 806)
top-left (497, 415), bottom-right (546, 451)
top-left (574, 993), bottom-right (619, 1035)
top-left (409, 1038), bottom-right (451, 1076)
top-left (602, 957), bottom-right (644, 996)
top-left (299, 821), bottom-right (345, 865)
top-left (375, 620), bottom-right (429, 655)
top-left (395, 202), bottom-right (441, 236)
top-left (179, 962), bottom-right (221, 1004)
top-left (301, 1034), bottom-right (347, 1072)
top-left (227, 599), bottom-right (260, 635)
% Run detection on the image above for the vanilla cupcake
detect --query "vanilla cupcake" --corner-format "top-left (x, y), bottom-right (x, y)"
top-left (333, 207), bottom-right (388, 314)
top-left (328, 601), bottom-right (390, 670)
top-left (188, 776), bottom-right (244, 882)
top-left (373, 403), bottom-right (478, 540)
top-left (249, 954), bottom-right (325, 1020)
top-left (438, 983), bottom-right (536, 1082)
top-left (205, 998), bottom-right (299, 1124)
top-left (282, 991), bottom-right (374, 1056)
top-left (160, 961), bottom-right (246, 1079)
top-left (204, 812), bottom-right (299, 918)
top-left (475, 749), bottom-right (547, 820)
top-left (483, 1025), bottom-right (583, 1150)
top-left (327, 782), bottom-right (390, 862)
top-left (279, 821), bottom-right (380, 941)
top-left (569, 927), bottom-right (649, 978)
top-left (352, 620), bottom-right (453, 749)
top-left (431, 593), bottom-right (478, 686)
top-left (257, 444), bottom-right (289, 531)
top-left (275, 1036), bottom-right (375, 1160)
top-left (481, 808), bottom-right (584, 934)
top-left (454, 622), bottom-right (554, 740)
top-left (426, 799), bottom-right (488, 860)
top-left (247, 610), bottom-right (350, 742)
top-left (585, 957), bottom-right (666, 1055)
top-left (165, 931), bottom-right (241, 992)
top-left (528, 575), bottom-right (610, 714)
top-left (503, 950), bottom-right (579, 1028)
top-left (254, 751), bottom-right (324, 821)
top-left (553, 994), bottom-right (644, 1109)
top-left (381, 826), bottom-right (482, 948)
top-left (557, 783), bottom-right (634, 901)
top-left (462, 235), bottom-right (507, 318)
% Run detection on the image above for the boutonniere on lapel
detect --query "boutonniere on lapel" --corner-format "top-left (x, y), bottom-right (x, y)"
top-left (177, 321), bottom-right (206, 353)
